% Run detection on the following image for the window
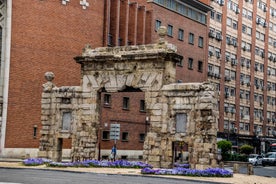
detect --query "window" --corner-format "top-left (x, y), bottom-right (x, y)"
top-left (188, 58), bottom-right (193, 70)
top-left (104, 94), bottom-right (111, 106)
top-left (102, 131), bottom-right (110, 140)
top-left (33, 125), bottom-right (37, 138)
top-left (210, 10), bottom-right (215, 19)
top-left (122, 132), bottom-right (129, 141)
top-left (140, 100), bottom-right (146, 112)
top-left (233, 20), bottom-right (238, 29)
top-left (227, 17), bottom-right (232, 26)
top-left (176, 113), bottom-right (187, 133)
top-left (178, 29), bottom-right (184, 41)
top-left (139, 133), bottom-right (145, 142)
top-left (216, 12), bottom-right (222, 22)
top-left (123, 97), bottom-right (129, 110)
top-left (188, 33), bottom-right (194, 44)
top-left (198, 61), bottom-right (203, 72)
top-left (167, 25), bottom-right (173, 37)
top-left (198, 36), bottom-right (203, 48)
top-left (177, 57), bottom-right (183, 66)
top-left (155, 20), bottom-right (161, 31)
top-left (62, 112), bottom-right (72, 131)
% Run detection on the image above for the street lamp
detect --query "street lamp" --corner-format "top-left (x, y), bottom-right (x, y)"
top-left (145, 116), bottom-right (149, 134)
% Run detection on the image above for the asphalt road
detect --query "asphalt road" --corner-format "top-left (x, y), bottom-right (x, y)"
top-left (239, 165), bottom-right (276, 178)
top-left (0, 168), bottom-right (217, 184)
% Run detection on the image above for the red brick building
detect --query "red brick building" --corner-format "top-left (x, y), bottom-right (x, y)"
top-left (0, 0), bottom-right (211, 159)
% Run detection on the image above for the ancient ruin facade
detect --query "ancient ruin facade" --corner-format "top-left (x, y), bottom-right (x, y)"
top-left (38, 27), bottom-right (219, 169)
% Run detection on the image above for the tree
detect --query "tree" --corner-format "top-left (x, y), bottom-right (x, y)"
top-left (240, 144), bottom-right (253, 155)
top-left (217, 140), bottom-right (232, 154)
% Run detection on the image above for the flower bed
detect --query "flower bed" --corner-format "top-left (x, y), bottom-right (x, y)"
top-left (22, 158), bottom-right (152, 169)
top-left (141, 167), bottom-right (233, 177)
top-left (22, 158), bottom-right (232, 177)
top-left (22, 158), bottom-right (51, 166)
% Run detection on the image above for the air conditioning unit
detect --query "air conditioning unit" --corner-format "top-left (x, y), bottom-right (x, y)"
top-left (225, 92), bottom-right (230, 98)
top-left (235, 8), bottom-right (240, 14)
top-left (219, 0), bottom-right (225, 6)
top-left (216, 33), bottom-right (222, 41)
top-left (263, 22), bottom-right (267, 28)
top-left (243, 46), bottom-right (247, 51)
top-left (247, 82), bottom-right (251, 86)
top-left (225, 76), bottom-right (231, 82)
top-left (216, 53), bottom-right (221, 59)
top-left (208, 31), bottom-right (215, 38)
top-left (209, 51), bottom-right (214, 57)
top-left (269, 55), bottom-right (273, 61)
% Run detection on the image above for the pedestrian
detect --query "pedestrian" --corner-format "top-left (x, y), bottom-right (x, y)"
top-left (111, 145), bottom-right (117, 161)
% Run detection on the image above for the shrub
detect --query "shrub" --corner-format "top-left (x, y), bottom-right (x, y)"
top-left (240, 144), bottom-right (254, 155)
top-left (217, 140), bottom-right (232, 154)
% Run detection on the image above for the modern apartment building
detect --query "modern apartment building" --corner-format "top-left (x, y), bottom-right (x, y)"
top-left (208, 0), bottom-right (276, 153)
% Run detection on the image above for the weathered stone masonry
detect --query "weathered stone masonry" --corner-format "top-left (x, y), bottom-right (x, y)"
top-left (38, 27), bottom-right (219, 169)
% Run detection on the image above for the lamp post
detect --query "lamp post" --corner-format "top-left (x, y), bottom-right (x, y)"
top-left (145, 116), bottom-right (149, 134)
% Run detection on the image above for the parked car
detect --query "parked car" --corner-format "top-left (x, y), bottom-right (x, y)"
top-left (248, 154), bottom-right (263, 166)
top-left (262, 152), bottom-right (276, 166)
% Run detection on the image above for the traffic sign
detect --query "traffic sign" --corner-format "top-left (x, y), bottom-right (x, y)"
top-left (110, 123), bottom-right (120, 140)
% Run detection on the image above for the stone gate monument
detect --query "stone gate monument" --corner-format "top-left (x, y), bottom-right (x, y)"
top-left (38, 27), bottom-right (219, 169)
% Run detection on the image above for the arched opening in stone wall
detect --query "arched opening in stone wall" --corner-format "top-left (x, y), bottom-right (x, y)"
top-left (98, 86), bottom-right (147, 160)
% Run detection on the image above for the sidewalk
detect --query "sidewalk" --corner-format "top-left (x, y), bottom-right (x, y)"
top-left (0, 161), bottom-right (275, 184)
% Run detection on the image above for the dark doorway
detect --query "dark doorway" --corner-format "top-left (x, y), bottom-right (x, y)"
top-left (57, 138), bottom-right (63, 162)
top-left (172, 141), bottom-right (189, 164)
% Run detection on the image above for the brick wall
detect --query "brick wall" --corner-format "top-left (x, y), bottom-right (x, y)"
top-left (100, 92), bottom-right (146, 150)
top-left (5, 0), bottom-right (105, 148)
top-left (149, 4), bottom-right (208, 82)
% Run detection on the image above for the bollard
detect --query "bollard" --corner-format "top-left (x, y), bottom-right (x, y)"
top-left (233, 163), bottom-right (239, 173)
top-left (219, 161), bottom-right (224, 169)
top-left (247, 164), bottom-right (254, 175)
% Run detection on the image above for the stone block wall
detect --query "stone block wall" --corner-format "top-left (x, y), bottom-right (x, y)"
top-left (143, 82), bottom-right (219, 169)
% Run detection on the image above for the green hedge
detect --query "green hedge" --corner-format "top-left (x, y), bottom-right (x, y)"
top-left (222, 153), bottom-right (248, 162)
